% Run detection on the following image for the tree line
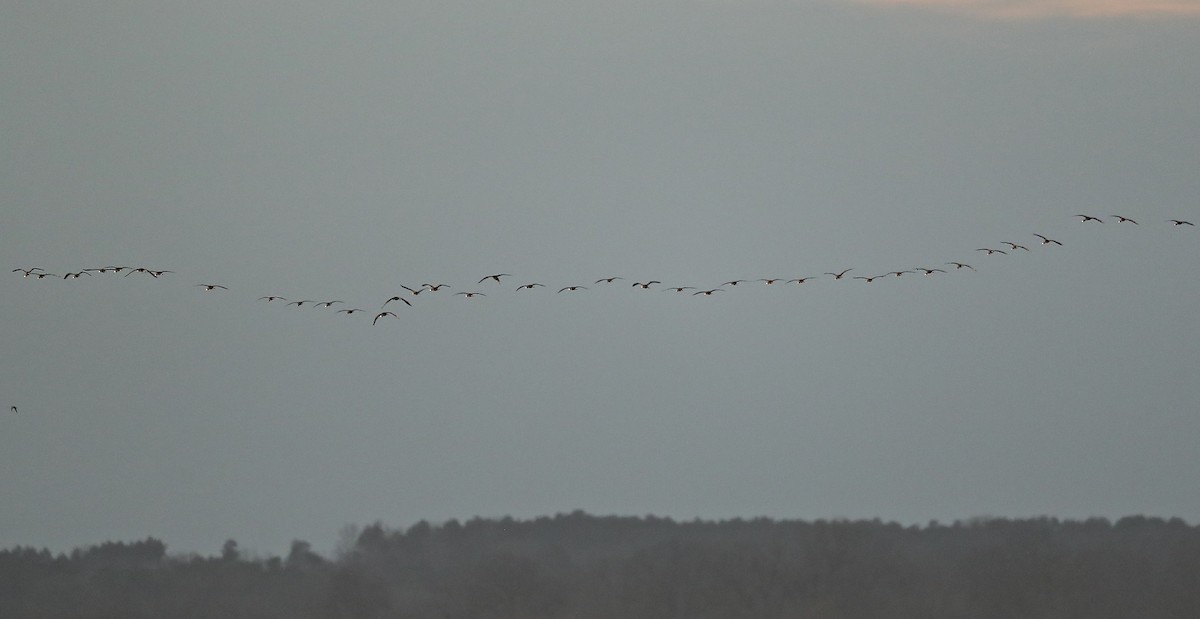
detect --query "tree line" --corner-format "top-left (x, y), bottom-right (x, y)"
top-left (3, 512), bottom-right (1198, 618)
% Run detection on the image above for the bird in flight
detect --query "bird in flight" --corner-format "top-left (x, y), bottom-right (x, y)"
top-left (888, 270), bottom-right (914, 278)
top-left (1075, 214), bottom-right (1104, 223)
top-left (478, 274), bottom-right (511, 283)
top-left (399, 285), bottom-right (425, 296)
top-left (788, 277), bottom-right (817, 284)
top-left (287, 299), bottom-right (315, 307)
top-left (1113, 215), bottom-right (1138, 224)
top-left (422, 283), bottom-right (450, 291)
top-left (916, 268), bottom-right (947, 275)
top-left (196, 284), bottom-right (228, 291)
top-left (759, 278), bottom-right (785, 285)
top-left (456, 292), bottom-right (486, 298)
top-left (372, 311), bottom-right (398, 325)
top-left (337, 308), bottom-right (367, 315)
top-left (62, 271), bottom-right (92, 279)
top-left (692, 288), bottom-right (723, 296)
top-left (721, 279), bottom-right (749, 287)
top-left (312, 301), bottom-right (343, 308)
top-left (1034, 234), bottom-right (1063, 245)
top-left (824, 269), bottom-right (852, 280)
top-left (515, 283), bottom-right (545, 291)
top-left (665, 286), bottom-right (696, 293)
top-left (594, 277), bottom-right (623, 284)
top-left (632, 281), bottom-right (661, 289)
top-left (946, 262), bottom-right (976, 271)
top-left (13, 268), bottom-right (45, 277)
top-left (1002, 242), bottom-right (1031, 252)
top-left (1168, 219), bottom-right (1194, 226)
top-left (382, 296), bottom-right (412, 308)
top-left (258, 296), bottom-right (287, 302)
top-left (976, 248), bottom-right (1007, 255)
top-left (854, 275), bottom-right (883, 283)
top-left (9, 406), bottom-right (15, 414)
top-left (33, 272), bottom-right (59, 279)
top-left (558, 285), bottom-right (588, 293)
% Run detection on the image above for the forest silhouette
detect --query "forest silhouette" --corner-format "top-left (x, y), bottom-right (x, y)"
top-left (3, 512), bottom-right (1199, 618)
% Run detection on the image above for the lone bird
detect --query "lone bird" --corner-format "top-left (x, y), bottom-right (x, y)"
top-left (372, 311), bottom-right (398, 325)
top-left (1034, 234), bottom-right (1063, 246)
top-left (196, 284), bottom-right (228, 291)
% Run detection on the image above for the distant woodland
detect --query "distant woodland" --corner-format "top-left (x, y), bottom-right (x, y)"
top-left (3, 512), bottom-right (1199, 618)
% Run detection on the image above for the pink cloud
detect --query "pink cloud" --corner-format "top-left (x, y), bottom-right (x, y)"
top-left (855, 0), bottom-right (1200, 19)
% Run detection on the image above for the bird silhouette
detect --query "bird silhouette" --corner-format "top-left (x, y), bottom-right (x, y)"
top-left (287, 299), bottom-right (315, 307)
top-left (382, 296), bottom-right (412, 308)
top-left (558, 286), bottom-right (588, 293)
top-left (854, 275), bottom-right (883, 283)
top-left (1034, 234), bottom-right (1063, 245)
top-left (665, 286), bottom-right (696, 293)
top-left (946, 262), bottom-right (976, 271)
top-left (632, 281), bottom-right (661, 289)
top-left (422, 283), bottom-right (450, 291)
top-left (516, 283), bottom-right (545, 291)
top-left (1168, 219), bottom-right (1194, 226)
top-left (824, 269), bottom-right (853, 279)
top-left (478, 274), bottom-right (511, 283)
top-left (1113, 215), bottom-right (1138, 224)
top-left (1075, 214), bottom-right (1104, 223)
top-left (1002, 242), bottom-right (1031, 252)
top-left (13, 268), bottom-right (45, 277)
top-left (594, 277), bottom-right (623, 284)
top-left (976, 248), bottom-right (1007, 255)
top-left (258, 296), bottom-right (287, 302)
top-left (788, 277), bottom-right (818, 284)
top-left (456, 292), bottom-right (486, 298)
top-left (372, 311), bottom-right (398, 325)
top-left (692, 288), bottom-right (724, 296)
top-left (759, 278), bottom-right (784, 285)
top-left (917, 268), bottom-right (947, 275)
top-left (337, 308), bottom-right (367, 315)
top-left (312, 301), bottom-right (343, 308)
top-left (195, 284), bottom-right (228, 291)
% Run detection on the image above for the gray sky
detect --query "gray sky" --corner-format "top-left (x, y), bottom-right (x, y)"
top-left (3, 1), bottom-right (1199, 557)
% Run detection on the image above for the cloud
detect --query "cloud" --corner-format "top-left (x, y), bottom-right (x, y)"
top-left (853, 0), bottom-right (1200, 19)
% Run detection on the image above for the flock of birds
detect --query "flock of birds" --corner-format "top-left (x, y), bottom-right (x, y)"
top-left (9, 215), bottom-right (1196, 330)
top-left (4, 213), bottom-right (1196, 414)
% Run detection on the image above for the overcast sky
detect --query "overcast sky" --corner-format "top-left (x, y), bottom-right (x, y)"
top-left (2, 1), bottom-right (1198, 557)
